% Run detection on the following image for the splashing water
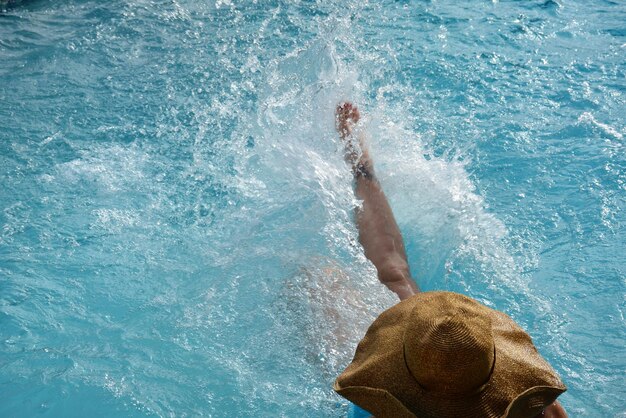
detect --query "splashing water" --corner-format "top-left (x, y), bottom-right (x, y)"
top-left (1, 0), bottom-right (624, 416)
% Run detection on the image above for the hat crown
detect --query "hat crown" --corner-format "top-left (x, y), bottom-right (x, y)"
top-left (403, 294), bottom-right (495, 396)
top-left (335, 292), bottom-right (567, 418)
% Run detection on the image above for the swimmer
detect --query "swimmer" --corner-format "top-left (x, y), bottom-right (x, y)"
top-left (333, 102), bottom-right (568, 418)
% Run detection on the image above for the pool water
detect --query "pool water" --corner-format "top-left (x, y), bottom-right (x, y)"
top-left (1, 0), bottom-right (624, 416)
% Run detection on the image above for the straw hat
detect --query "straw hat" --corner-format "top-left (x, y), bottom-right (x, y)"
top-left (334, 292), bottom-right (566, 418)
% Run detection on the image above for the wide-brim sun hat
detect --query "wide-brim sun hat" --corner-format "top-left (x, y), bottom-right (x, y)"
top-left (334, 291), bottom-right (566, 418)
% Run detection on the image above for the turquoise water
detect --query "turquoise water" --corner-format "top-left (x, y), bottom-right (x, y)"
top-left (1, 0), bottom-right (624, 416)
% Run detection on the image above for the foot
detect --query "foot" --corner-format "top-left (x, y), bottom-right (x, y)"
top-left (335, 102), bottom-right (360, 139)
top-left (335, 102), bottom-right (370, 170)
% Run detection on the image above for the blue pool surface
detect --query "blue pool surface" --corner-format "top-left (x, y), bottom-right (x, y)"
top-left (1, 0), bottom-right (624, 416)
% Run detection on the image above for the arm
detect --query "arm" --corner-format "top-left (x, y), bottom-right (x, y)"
top-left (336, 103), bottom-right (419, 300)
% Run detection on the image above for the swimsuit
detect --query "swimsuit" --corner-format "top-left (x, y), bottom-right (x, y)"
top-left (348, 402), bottom-right (371, 418)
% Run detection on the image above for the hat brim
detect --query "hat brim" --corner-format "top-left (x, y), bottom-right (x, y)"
top-left (334, 292), bottom-right (566, 418)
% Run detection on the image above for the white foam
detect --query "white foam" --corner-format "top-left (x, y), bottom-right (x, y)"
top-left (57, 144), bottom-right (148, 192)
top-left (578, 111), bottom-right (624, 141)
top-left (363, 112), bottom-right (521, 294)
